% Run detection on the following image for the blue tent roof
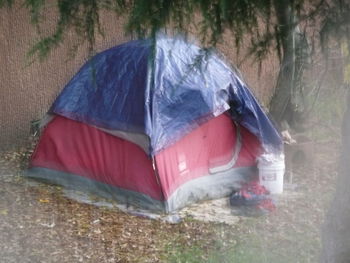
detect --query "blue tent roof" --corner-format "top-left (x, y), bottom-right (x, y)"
top-left (51, 35), bottom-right (282, 155)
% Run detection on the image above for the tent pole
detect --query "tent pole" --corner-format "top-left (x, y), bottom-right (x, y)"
top-left (152, 157), bottom-right (166, 205)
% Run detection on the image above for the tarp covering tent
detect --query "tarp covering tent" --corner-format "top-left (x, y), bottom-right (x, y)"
top-left (27, 35), bottom-right (282, 212)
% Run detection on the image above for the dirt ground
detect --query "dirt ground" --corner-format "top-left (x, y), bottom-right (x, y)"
top-left (0, 139), bottom-right (338, 262)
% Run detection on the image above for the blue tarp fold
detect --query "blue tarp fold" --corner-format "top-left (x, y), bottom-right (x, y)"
top-left (50, 35), bottom-right (282, 154)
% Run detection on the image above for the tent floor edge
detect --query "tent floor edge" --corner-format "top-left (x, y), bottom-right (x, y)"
top-left (25, 166), bottom-right (258, 214)
top-left (25, 167), bottom-right (166, 212)
top-left (164, 166), bottom-right (258, 212)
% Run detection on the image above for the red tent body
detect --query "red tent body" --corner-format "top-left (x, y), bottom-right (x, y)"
top-left (29, 113), bottom-right (261, 212)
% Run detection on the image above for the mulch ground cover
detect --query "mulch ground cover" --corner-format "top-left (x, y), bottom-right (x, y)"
top-left (0, 139), bottom-right (338, 262)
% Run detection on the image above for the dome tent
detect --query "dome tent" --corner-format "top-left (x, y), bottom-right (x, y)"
top-left (27, 35), bottom-right (282, 212)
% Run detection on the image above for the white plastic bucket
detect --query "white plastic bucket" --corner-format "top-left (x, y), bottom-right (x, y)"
top-left (258, 155), bottom-right (285, 194)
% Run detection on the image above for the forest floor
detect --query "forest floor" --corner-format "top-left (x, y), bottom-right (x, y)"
top-left (0, 138), bottom-right (338, 263)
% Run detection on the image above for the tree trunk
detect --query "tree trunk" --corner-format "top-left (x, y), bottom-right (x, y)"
top-left (269, 0), bottom-right (297, 128)
top-left (321, 90), bottom-right (350, 263)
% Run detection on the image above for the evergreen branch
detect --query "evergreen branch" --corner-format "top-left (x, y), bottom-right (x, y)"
top-left (0, 0), bottom-right (13, 8)
top-left (24, 0), bottom-right (46, 24)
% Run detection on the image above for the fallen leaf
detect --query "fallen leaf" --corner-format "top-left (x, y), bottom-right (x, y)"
top-left (0, 209), bottom-right (8, 215)
top-left (40, 222), bottom-right (56, 228)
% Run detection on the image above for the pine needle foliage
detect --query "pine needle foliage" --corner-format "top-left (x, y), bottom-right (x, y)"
top-left (126, 0), bottom-right (277, 60)
top-left (20, 0), bottom-right (129, 61)
top-left (0, 0), bottom-right (13, 7)
top-left (1, 0), bottom-right (349, 63)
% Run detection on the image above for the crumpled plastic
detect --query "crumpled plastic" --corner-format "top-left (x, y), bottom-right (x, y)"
top-left (230, 180), bottom-right (276, 216)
